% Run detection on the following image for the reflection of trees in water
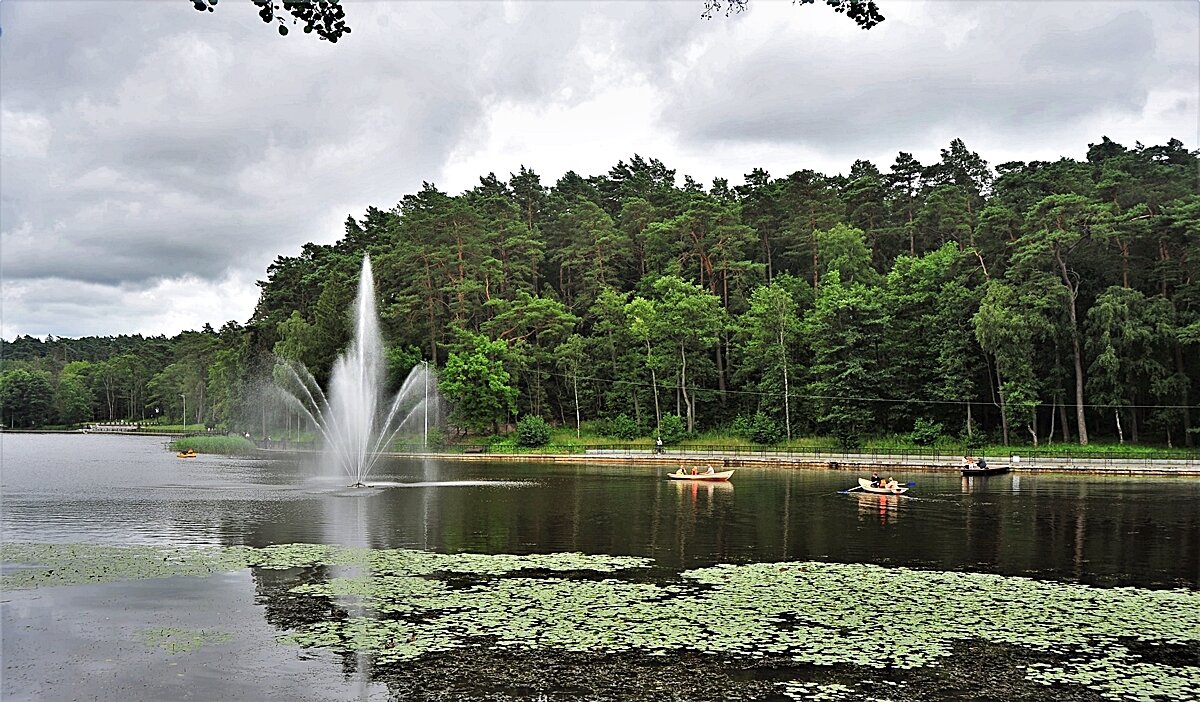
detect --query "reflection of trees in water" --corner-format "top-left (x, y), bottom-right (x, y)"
top-left (252, 565), bottom-right (343, 631)
top-left (250, 564), bottom-right (371, 680)
top-left (229, 464), bottom-right (1200, 591)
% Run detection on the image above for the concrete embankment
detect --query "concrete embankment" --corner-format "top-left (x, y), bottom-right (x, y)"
top-left (373, 448), bottom-right (1200, 476)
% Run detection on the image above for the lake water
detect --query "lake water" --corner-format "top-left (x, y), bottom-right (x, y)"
top-left (2, 433), bottom-right (1197, 701)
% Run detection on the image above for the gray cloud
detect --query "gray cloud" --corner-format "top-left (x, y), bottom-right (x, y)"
top-left (0, 1), bottom-right (1195, 339)
top-left (659, 3), bottom-right (1189, 163)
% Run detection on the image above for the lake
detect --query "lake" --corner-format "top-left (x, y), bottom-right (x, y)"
top-left (2, 433), bottom-right (1197, 701)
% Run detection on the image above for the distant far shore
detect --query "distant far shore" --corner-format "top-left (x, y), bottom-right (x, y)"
top-left (7, 429), bottom-right (1197, 475)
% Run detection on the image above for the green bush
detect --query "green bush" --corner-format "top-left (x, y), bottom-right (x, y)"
top-left (730, 415), bottom-right (753, 439)
top-left (833, 425), bottom-right (863, 450)
top-left (425, 428), bottom-right (447, 448)
top-left (658, 414), bottom-right (686, 445)
top-left (750, 412), bottom-right (782, 444)
top-left (600, 413), bottom-right (640, 441)
top-left (908, 418), bottom-right (943, 446)
top-left (516, 415), bottom-right (552, 448)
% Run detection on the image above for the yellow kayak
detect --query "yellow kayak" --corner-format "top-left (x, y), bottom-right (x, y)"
top-left (176, 450), bottom-right (197, 459)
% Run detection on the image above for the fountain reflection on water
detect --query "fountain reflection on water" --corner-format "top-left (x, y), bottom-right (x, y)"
top-left (276, 256), bottom-right (441, 486)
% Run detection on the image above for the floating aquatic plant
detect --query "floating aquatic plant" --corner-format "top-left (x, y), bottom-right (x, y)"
top-left (0, 543), bottom-right (254, 589)
top-left (5, 542), bottom-right (1198, 699)
top-left (138, 627), bottom-right (232, 654)
top-left (0, 543), bottom-right (651, 590)
top-left (779, 681), bottom-right (858, 701)
top-left (1024, 650), bottom-right (1200, 701)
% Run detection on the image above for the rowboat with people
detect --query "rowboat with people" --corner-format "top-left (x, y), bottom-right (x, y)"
top-left (667, 466), bottom-right (734, 481)
top-left (853, 477), bottom-right (909, 495)
top-left (960, 456), bottom-right (1009, 476)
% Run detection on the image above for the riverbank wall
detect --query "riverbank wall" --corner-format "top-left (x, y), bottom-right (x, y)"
top-left (363, 448), bottom-right (1200, 476)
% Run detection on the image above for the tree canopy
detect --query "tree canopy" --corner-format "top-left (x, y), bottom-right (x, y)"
top-left (4, 136), bottom-right (1197, 450)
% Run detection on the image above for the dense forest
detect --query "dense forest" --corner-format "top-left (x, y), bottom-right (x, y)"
top-left (3, 136), bottom-right (1198, 449)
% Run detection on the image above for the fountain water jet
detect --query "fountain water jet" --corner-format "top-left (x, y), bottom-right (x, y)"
top-left (275, 256), bottom-right (441, 486)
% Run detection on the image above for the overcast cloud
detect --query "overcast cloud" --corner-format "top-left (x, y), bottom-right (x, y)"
top-left (1, 0), bottom-right (1196, 339)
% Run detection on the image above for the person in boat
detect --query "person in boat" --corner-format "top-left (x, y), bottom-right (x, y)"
top-left (962, 456), bottom-right (974, 469)
top-left (870, 471), bottom-right (882, 487)
top-left (705, 465), bottom-right (715, 474)
top-left (976, 457), bottom-right (988, 470)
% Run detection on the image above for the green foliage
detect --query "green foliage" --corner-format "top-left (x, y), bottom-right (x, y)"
top-left (832, 422), bottom-right (863, 450)
top-left (424, 428), bottom-right (447, 448)
top-left (736, 280), bottom-right (802, 436)
top-left (55, 364), bottom-right (93, 425)
top-left (729, 414), bottom-right (753, 439)
top-left (515, 415), bottom-right (552, 448)
top-left (5, 136), bottom-right (1199, 449)
top-left (599, 413), bottom-right (641, 441)
top-left (748, 411), bottom-right (781, 444)
top-left (0, 369), bottom-right (55, 427)
top-left (804, 272), bottom-right (884, 444)
top-left (439, 332), bottom-right (517, 434)
top-left (658, 413), bottom-right (686, 444)
top-left (814, 223), bottom-right (878, 286)
top-left (907, 417), bottom-right (943, 446)
top-left (385, 345), bottom-right (424, 392)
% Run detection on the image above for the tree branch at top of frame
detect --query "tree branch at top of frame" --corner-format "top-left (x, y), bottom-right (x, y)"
top-left (702, 0), bottom-right (885, 29)
top-left (191, 0), bottom-right (351, 41)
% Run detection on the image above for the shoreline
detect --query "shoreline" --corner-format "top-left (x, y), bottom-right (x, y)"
top-left (5, 430), bottom-right (1196, 475)
top-left (262, 446), bottom-right (1200, 477)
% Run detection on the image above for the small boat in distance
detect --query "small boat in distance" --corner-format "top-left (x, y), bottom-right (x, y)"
top-left (960, 456), bottom-right (1009, 476)
top-left (176, 449), bottom-right (197, 459)
top-left (668, 467), bottom-right (734, 481)
top-left (962, 463), bottom-right (1010, 477)
top-left (856, 478), bottom-right (908, 495)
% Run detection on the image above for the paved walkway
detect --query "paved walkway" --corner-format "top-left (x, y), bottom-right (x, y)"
top-left (577, 449), bottom-right (1200, 476)
top-left (372, 447), bottom-right (1200, 476)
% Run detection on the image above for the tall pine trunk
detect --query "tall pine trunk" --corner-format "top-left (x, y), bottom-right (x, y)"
top-left (645, 340), bottom-right (661, 433)
top-left (1055, 247), bottom-right (1089, 445)
top-left (994, 360), bottom-right (1010, 446)
top-left (680, 344), bottom-right (693, 434)
top-left (1058, 395), bottom-right (1072, 442)
top-left (1178, 342), bottom-right (1193, 448)
top-left (780, 326), bottom-right (792, 441)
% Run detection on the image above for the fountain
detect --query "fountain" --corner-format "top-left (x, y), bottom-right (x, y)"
top-left (275, 256), bottom-right (441, 486)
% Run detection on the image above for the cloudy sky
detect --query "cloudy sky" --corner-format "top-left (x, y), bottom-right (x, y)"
top-left (1, 0), bottom-right (1196, 340)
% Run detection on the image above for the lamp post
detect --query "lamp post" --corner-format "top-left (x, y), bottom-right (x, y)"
top-left (421, 360), bottom-right (429, 449)
top-left (180, 394), bottom-right (186, 429)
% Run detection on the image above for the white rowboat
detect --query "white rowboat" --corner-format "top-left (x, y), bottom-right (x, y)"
top-left (857, 478), bottom-right (908, 494)
top-left (668, 469), bottom-right (735, 482)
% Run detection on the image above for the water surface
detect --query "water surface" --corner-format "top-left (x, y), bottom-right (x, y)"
top-left (2, 434), bottom-right (1197, 700)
